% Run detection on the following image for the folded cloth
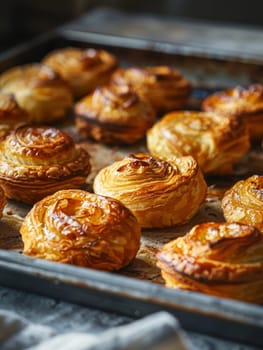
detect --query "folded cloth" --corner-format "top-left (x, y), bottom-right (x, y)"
top-left (0, 309), bottom-right (191, 350)
top-left (0, 309), bottom-right (56, 350)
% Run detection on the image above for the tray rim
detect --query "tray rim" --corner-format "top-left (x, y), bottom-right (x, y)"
top-left (61, 28), bottom-right (263, 65)
top-left (1, 28), bottom-right (263, 67)
top-left (0, 249), bottom-right (262, 347)
top-left (0, 29), bottom-right (262, 347)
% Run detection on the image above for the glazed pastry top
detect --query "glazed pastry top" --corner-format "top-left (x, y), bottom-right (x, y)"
top-left (0, 125), bottom-right (91, 180)
top-left (20, 189), bottom-right (141, 271)
top-left (202, 84), bottom-right (263, 115)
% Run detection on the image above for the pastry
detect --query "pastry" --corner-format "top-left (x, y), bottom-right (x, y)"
top-left (111, 66), bottom-right (191, 114)
top-left (93, 153), bottom-right (207, 228)
top-left (0, 93), bottom-right (29, 128)
top-left (157, 222), bottom-right (263, 303)
top-left (43, 47), bottom-right (118, 98)
top-left (0, 186), bottom-right (6, 219)
top-left (202, 84), bottom-right (263, 142)
top-left (0, 125), bottom-right (91, 204)
top-left (222, 175), bottom-right (263, 232)
top-left (20, 189), bottom-right (141, 271)
top-left (75, 84), bottom-right (156, 144)
top-left (0, 63), bottom-right (72, 123)
top-left (147, 111), bottom-right (250, 174)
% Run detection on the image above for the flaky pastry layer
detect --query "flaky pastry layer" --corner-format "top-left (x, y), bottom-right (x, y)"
top-left (222, 175), bottom-right (263, 232)
top-left (111, 66), bottom-right (191, 113)
top-left (147, 111), bottom-right (250, 174)
top-left (43, 47), bottom-right (118, 97)
top-left (0, 63), bottom-right (72, 123)
top-left (75, 84), bottom-right (156, 144)
top-left (202, 85), bottom-right (263, 142)
top-left (0, 125), bottom-right (91, 204)
top-left (157, 222), bottom-right (263, 303)
top-left (20, 189), bottom-right (141, 271)
top-left (94, 153), bottom-right (207, 228)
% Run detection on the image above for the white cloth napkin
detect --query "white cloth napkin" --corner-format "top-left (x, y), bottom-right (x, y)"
top-left (0, 309), bottom-right (191, 350)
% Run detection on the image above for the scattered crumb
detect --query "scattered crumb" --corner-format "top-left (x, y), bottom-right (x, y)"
top-left (5, 209), bottom-right (13, 215)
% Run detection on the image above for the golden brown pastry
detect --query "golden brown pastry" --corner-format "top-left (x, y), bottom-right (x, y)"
top-left (75, 84), bottom-right (156, 144)
top-left (157, 222), bottom-right (263, 303)
top-left (93, 153), bottom-right (207, 228)
top-left (222, 175), bottom-right (263, 232)
top-left (20, 189), bottom-right (141, 271)
top-left (0, 186), bottom-right (6, 219)
top-left (43, 47), bottom-right (118, 98)
top-left (202, 85), bottom-right (263, 142)
top-left (147, 111), bottom-right (250, 175)
top-left (0, 125), bottom-right (91, 204)
top-left (0, 93), bottom-right (29, 128)
top-left (111, 66), bottom-right (191, 114)
top-left (0, 63), bottom-right (72, 123)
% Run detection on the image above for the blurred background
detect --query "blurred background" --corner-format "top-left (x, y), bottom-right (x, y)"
top-left (1, 0), bottom-right (263, 51)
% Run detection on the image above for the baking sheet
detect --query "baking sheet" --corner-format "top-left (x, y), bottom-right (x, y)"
top-left (0, 30), bottom-right (262, 346)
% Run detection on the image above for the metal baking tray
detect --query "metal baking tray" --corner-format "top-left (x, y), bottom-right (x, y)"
top-left (0, 29), bottom-right (262, 347)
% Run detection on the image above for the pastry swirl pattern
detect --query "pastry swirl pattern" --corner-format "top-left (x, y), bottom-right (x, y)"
top-left (111, 66), bottom-right (191, 113)
top-left (20, 189), bottom-right (141, 271)
top-left (147, 111), bottom-right (250, 174)
top-left (157, 222), bottom-right (263, 303)
top-left (202, 84), bottom-right (263, 142)
top-left (0, 125), bottom-right (91, 204)
top-left (75, 84), bottom-right (156, 144)
top-left (94, 153), bottom-right (207, 228)
top-left (43, 47), bottom-right (118, 97)
top-left (222, 175), bottom-right (263, 232)
top-left (0, 63), bottom-right (72, 123)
